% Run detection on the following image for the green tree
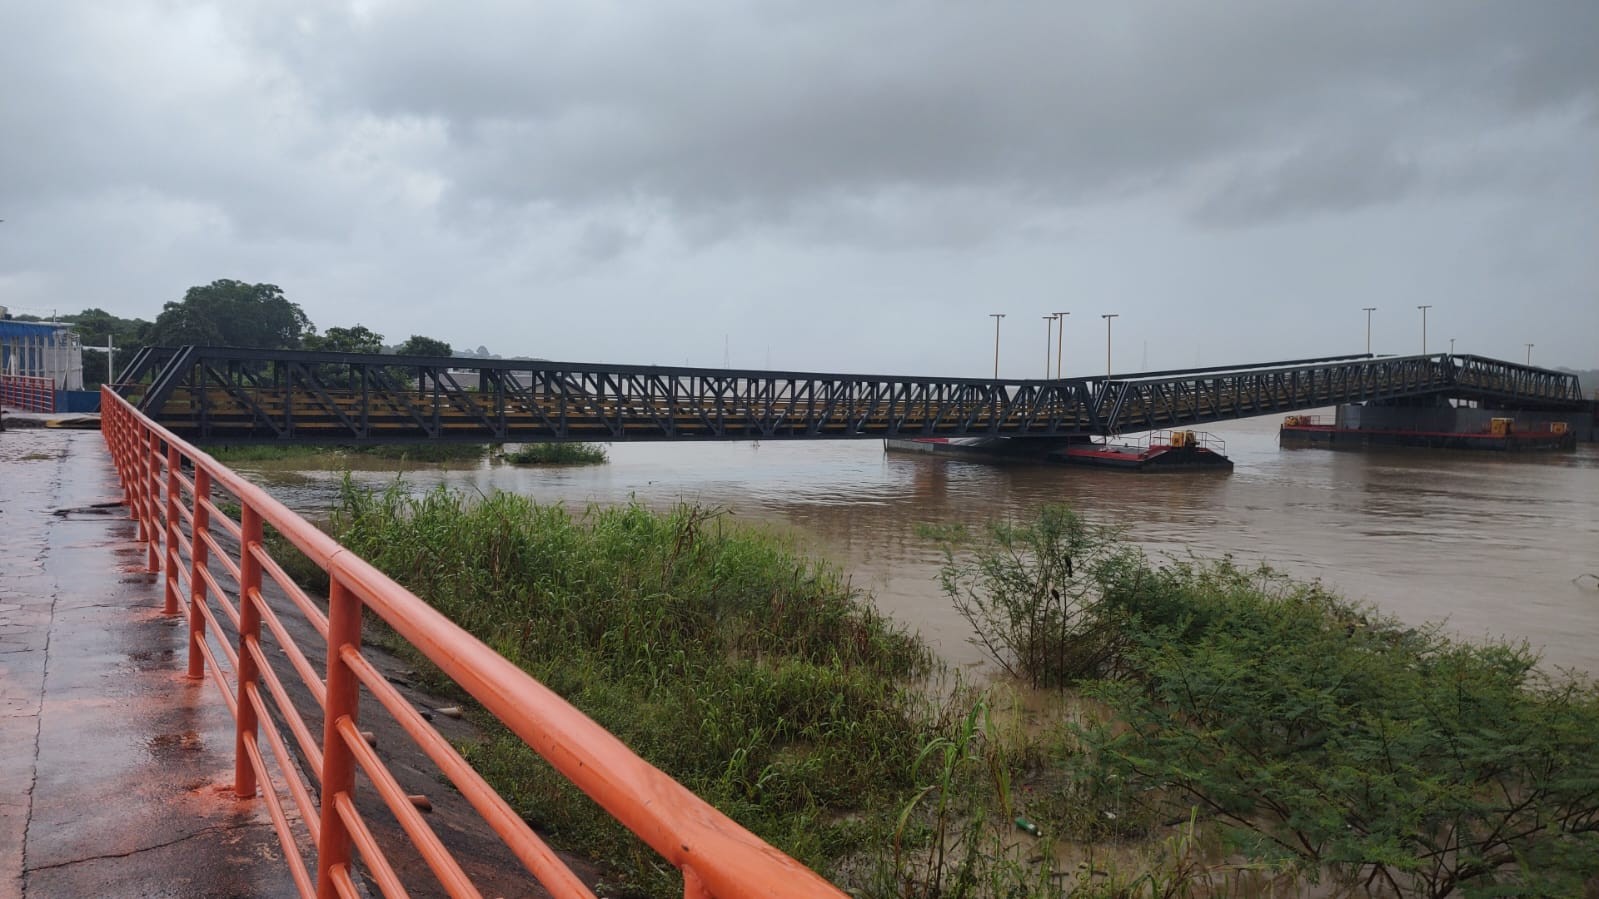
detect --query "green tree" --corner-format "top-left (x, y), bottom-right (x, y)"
top-left (60, 308), bottom-right (152, 387)
top-left (394, 335), bottom-right (453, 358)
top-left (307, 324), bottom-right (385, 355)
top-left (148, 280), bottom-right (312, 349)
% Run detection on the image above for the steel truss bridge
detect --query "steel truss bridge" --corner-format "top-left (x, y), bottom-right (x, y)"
top-left (113, 345), bottom-right (1587, 446)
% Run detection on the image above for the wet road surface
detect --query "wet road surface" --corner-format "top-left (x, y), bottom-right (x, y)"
top-left (0, 428), bottom-right (297, 898)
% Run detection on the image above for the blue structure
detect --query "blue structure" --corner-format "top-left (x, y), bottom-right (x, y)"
top-left (0, 318), bottom-right (83, 388)
top-left (0, 314), bottom-right (87, 412)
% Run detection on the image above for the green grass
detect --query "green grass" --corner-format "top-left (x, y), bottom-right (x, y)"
top-left (330, 481), bottom-right (935, 895)
top-left (499, 442), bottom-right (608, 465)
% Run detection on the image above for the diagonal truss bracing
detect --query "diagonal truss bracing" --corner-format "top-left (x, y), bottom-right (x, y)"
top-left (121, 348), bottom-right (1587, 445)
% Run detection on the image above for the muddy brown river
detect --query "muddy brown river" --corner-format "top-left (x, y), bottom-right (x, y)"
top-left (234, 413), bottom-right (1599, 675)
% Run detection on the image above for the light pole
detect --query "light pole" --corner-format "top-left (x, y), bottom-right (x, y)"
top-left (1054, 312), bottom-right (1069, 378)
top-left (1449, 337), bottom-right (1456, 355)
top-left (1362, 306), bottom-right (1377, 355)
top-left (1416, 305), bottom-right (1432, 354)
top-left (1101, 314), bottom-right (1119, 378)
top-left (1525, 343), bottom-right (1534, 366)
top-left (1042, 316), bottom-right (1055, 378)
top-left (989, 313), bottom-right (1005, 379)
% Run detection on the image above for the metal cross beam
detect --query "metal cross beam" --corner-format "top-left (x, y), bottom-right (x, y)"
top-left (118, 347), bottom-right (1587, 445)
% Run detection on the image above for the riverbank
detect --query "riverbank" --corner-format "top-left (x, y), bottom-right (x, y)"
top-left (227, 430), bottom-right (1599, 676)
top-left (313, 481), bottom-right (1599, 897)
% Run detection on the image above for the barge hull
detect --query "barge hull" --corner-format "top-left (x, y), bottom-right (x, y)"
top-left (1280, 425), bottom-right (1574, 452)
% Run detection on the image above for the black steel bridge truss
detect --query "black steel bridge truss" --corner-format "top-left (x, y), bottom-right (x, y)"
top-left (113, 346), bottom-right (1587, 446)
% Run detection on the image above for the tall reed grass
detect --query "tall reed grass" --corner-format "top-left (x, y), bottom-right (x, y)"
top-left (332, 481), bottom-right (940, 895)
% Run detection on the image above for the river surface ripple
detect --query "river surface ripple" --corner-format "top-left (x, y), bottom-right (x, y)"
top-left (236, 413), bottom-right (1599, 676)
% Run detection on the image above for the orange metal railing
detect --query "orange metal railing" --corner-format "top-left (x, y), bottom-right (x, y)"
top-left (1, 374), bottom-right (55, 412)
top-left (99, 386), bottom-right (847, 899)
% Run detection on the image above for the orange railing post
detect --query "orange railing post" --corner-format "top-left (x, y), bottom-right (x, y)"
top-left (684, 867), bottom-right (710, 899)
top-left (234, 506), bottom-right (264, 799)
top-left (127, 410), bottom-right (145, 530)
top-left (114, 400), bottom-right (134, 518)
top-left (315, 577), bottom-right (364, 899)
top-left (163, 443), bottom-right (180, 615)
top-left (125, 408), bottom-right (138, 519)
top-left (137, 422), bottom-right (152, 539)
top-left (144, 429), bottom-right (160, 572)
top-left (188, 467), bottom-right (211, 680)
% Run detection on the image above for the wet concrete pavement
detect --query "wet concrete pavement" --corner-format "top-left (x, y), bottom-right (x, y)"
top-left (0, 428), bottom-right (296, 898)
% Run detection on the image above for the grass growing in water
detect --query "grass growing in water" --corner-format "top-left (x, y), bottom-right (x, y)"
top-left (499, 442), bottom-right (608, 465)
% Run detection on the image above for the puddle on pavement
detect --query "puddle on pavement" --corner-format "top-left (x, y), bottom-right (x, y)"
top-left (147, 730), bottom-right (204, 758)
top-left (52, 502), bottom-right (124, 518)
top-left (127, 648), bottom-right (176, 670)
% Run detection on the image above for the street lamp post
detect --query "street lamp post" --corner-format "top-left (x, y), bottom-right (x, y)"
top-left (1525, 343), bottom-right (1534, 366)
top-left (1362, 307), bottom-right (1377, 355)
top-left (1449, 337), bottom-right (1456, 355)
top-left (1054, 312), bottom-right (1069, 378)
top-left (1042, 316), bottom-right (1054, 378)
top-left (1416, 305), bottom-right (1432, 354)
top-left (989, 313), bottom-right (1005, 379)
top-left (1101, 314), bottom-right (1119, 379)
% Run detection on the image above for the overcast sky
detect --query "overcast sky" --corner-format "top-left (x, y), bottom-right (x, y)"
top-left (2, 1), bottom-right (1595, 377)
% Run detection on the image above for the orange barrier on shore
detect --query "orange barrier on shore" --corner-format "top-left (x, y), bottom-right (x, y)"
top-left (1, 374), bottom-right (55, 413)
top-left (100, 387), bottom-right (847, 899)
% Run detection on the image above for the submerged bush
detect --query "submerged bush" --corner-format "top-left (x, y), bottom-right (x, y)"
top-left (925, 506), bottom-right (1145, 688)
top-left (499, 442), bottom-right (608, 465)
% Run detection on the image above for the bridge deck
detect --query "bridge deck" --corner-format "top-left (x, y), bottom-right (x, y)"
top-left (117, 347), bottom-right (1587, 445)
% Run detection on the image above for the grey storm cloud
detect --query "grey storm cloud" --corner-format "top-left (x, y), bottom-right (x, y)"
top-left (1195, 141), bottom-right (1423, 227)
top-left (235, 1), bottom-right (1599, 234)
top-left (1, 1), bottom-right (1595, 375)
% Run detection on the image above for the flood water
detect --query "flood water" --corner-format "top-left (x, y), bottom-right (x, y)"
top-left (234, 413), bottom-right (1599, 675)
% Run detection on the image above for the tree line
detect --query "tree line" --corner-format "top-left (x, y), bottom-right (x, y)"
top-left (12, 279), bottom-right (459, 387)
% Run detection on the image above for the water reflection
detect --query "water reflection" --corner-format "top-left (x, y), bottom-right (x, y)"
top-left (237, 413), bottom-right (1599, 675)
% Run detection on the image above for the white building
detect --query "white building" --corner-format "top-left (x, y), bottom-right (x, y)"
top-left (0, 309), bottom-right (84, 390)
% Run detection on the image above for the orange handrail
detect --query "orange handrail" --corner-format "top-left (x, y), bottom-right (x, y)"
top-left (99, 386), bottom-right (847, 899)
top-left (0, 374), bottom-right (55, 412)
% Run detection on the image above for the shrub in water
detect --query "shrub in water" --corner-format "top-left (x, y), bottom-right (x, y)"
top-left (500, 443), bottom-right (608, 465)
top-left (925, 505), bottom-right (1145, 688)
